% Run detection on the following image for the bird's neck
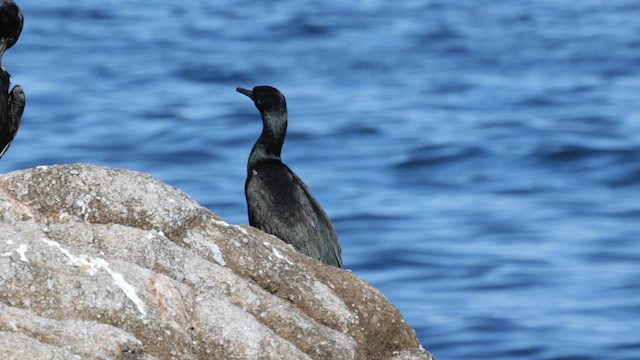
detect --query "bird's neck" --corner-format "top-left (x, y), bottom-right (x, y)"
top-left (0, 40), bottom-right (7, 63)
top-left (248, 111), bottom-right (288, 172)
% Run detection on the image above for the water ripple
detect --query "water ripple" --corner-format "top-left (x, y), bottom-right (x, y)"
top-left (4, 1), bottom-right (640, 359)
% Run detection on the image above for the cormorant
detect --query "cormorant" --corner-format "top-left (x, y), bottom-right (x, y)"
top-left (237, 85), bottom-right (343, 268)
top-left (0, 0), bottom-right (25, 158)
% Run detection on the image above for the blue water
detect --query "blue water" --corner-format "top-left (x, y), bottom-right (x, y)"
top-left (3, 1), bottom-right (640, 359)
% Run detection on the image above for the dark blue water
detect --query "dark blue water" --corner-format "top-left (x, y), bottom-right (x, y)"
top-left (4, 1), bottom-right (640, 359)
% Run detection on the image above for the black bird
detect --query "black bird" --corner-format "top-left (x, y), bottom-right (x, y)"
top-left (0, 0), bottom-right (25, 158)
top-left (237, 86), bottom-right (343, 268)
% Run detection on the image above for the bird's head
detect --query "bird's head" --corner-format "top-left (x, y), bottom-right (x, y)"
top-left (237, 86), bottom-right (287, 116)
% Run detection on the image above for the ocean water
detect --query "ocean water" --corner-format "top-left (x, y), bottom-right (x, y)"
top-left (3, 1), bottom-right (640, 359)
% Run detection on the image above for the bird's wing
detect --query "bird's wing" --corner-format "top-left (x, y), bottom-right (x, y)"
top-left (287, 167), bottom-right (343, 267)
top-left (0, 69), bottom-right (11, 157)
top-left (0, 84), bottom-right (24, 158)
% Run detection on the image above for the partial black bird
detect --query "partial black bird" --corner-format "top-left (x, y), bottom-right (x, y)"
top-left (0, 0), bottom-right (25, 158)
top-left (237, 85), bottom-right (343, 268)
top-left (0, 0), bottom-right (22, 61)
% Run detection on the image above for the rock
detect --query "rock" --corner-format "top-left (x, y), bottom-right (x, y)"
top-left (0, 164), bottom-right (433, 360)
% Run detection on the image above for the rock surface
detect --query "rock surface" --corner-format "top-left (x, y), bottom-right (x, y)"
top-left (0, 164), bottom-right (433, 360)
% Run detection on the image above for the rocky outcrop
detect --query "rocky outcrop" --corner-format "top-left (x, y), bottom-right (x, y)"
top-left (0, 164), bottom-right (433, 359)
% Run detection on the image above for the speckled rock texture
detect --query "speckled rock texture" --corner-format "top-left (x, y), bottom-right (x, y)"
top-left (0, 164), bottom-right (433, 360)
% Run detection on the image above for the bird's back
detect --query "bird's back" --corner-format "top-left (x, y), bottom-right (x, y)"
top-left (245, 159), bottom-right (342, 267)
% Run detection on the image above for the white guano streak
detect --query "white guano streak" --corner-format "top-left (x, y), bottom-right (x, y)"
top-left (16, 244), bottom-right (29, 262)
top-left (40, 238), bottom-right (147, 317)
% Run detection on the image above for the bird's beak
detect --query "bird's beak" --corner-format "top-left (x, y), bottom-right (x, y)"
top-left (236, 87), bottom-right (253, 99)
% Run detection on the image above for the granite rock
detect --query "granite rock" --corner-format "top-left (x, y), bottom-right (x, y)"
top-left (0, 164), bottom-right (433, 360)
